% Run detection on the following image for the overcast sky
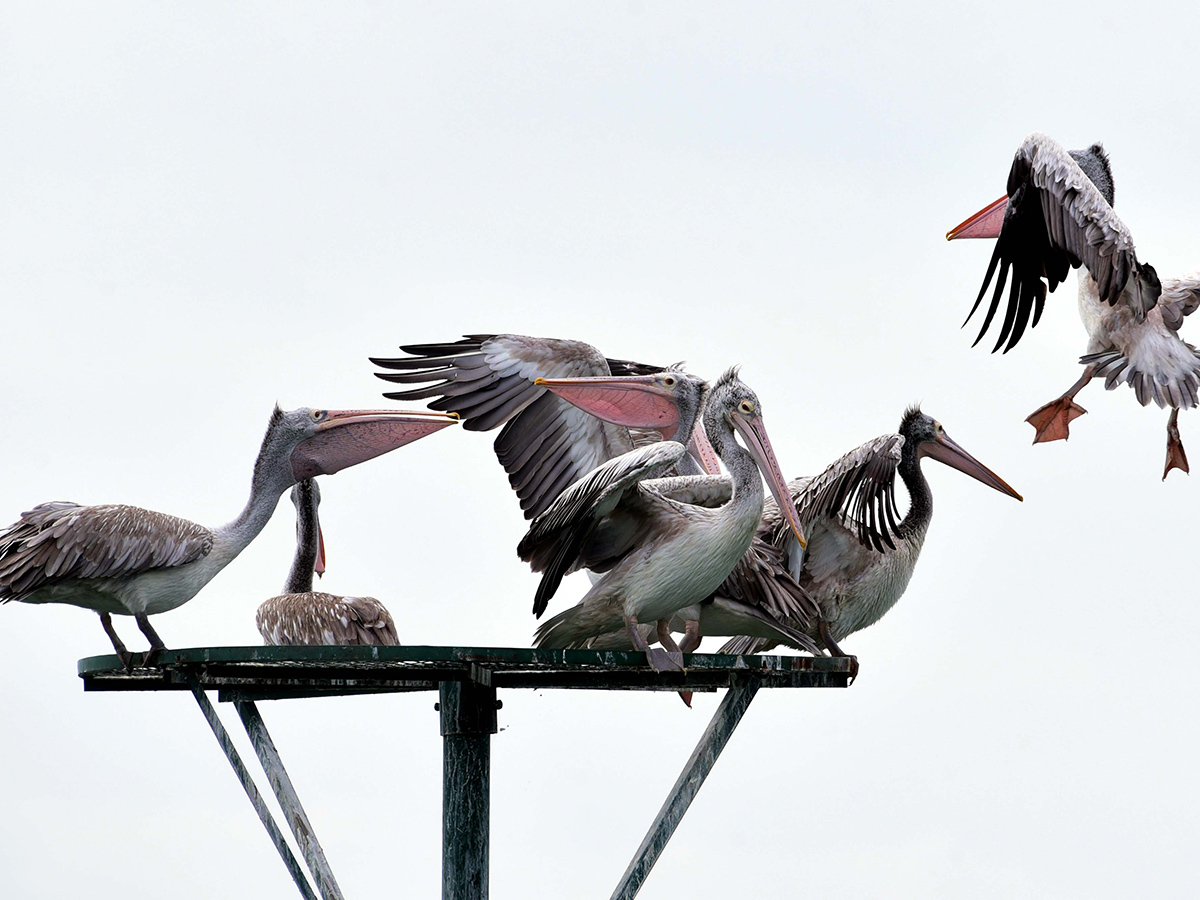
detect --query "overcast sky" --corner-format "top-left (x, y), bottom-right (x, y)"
top-left (3, 3), bottom-right (1200, 898)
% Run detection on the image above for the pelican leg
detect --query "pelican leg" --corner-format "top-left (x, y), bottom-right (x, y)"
top-left (655, 620), bottom-right (693, 707)
top-left (624, 614), bottom-right (683, 673)
top-left (1025, 366), bottom-right (1095, 444)
top-left (135, 613), bottom-right (167, 667)
top-left (676, 621), bottom-right (703, 707)
top-left (819, 620), bottom-right (858, 684)
top-left (1164, 408), bottom-right (1190, 480)
top-left (98, 612), bottom-right (134, 672)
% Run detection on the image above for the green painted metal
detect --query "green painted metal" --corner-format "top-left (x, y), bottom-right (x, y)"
top-left (610, 676), bottom-right (761, 900)
top-left (78, 645), bottom-right (853, 699)
top-left (439, 681), bottom-right (499, 900)
top-left (186, 675), bottom-right (319, 900)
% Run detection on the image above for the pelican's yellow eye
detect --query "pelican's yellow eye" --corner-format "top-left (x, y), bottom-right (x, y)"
top-left (739, 400), bottom-right (755, 415)
top-left (311, 410), bottom-right (325, 421)
top-left (935, 422), bottom-right (944, 434)
top-left (663, 375), bottom-right (677, 387)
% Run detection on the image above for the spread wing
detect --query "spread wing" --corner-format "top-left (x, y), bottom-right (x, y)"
top-left (967, 132), bottom-right (1161, 353)
top-left (516, 441), bottom-right (688, 616)
top-left (371, 334), bottom-right (663, 519)
top-left (0, 502), bottom-right (213, 601)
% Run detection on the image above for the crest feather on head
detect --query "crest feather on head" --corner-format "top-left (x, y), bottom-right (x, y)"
top-left (900, 403), bottom-right (925, 433)
top-left (714, 365), bottom-right (742, 391)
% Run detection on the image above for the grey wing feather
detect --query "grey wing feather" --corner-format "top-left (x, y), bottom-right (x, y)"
top-left (372, 334), bottom-right (660, 518)
top-left (709, 536), bottom-right (819, 626)
top-left (0, 503), bottom-right (213, 601)
top-left (257, 592), bottom-right (399, 646)
top-left (1160, 275), bottom-right (1200, 333)
top-left (517, 441), bottom-right (688, 616)
top-left (641, 474), bottom-right (733, 508)
top-left (966, 133), bottom-right (1161, 353)
top-left (766, 434), bottom-right (903, 557)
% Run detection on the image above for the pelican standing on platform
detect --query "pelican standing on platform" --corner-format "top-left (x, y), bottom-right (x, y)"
top-left (523, 368), bottom-right (808, 670)
top-left (257, 478), bottom-right (399, 646)
top-left (720, 407), bottom-right (1022, 657)
top-left (948, 132), bottom-right (1200, 478)
top-left (0, 407), bottom-right (454, 666)
top-left (370, 335), bottom-right (720, 523)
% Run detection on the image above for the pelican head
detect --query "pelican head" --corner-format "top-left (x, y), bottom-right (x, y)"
top-left (900, 406), bottom-right (1022, 500)
top-left (705, 367), bottom-right (808, 548)
top-left (290, 478), bottom-right (326, 577)
top-left (252, 406), bottom-right (458, 499)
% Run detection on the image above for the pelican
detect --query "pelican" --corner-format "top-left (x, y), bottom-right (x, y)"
top-left (0, 407), bottom-right (453, 666)
top-left (948, 132), bottom-right (1200, 479)
top-left (522, 368), bottom-right (808, 670)
top-left (720, 407), bottom-right (1022, 658)
top-left (370, 335), bottom-right (720, 522)
top-left (256, 478), bottom-right (399, 646)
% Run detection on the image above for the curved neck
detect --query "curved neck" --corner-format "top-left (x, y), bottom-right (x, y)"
top-left (897, 440), bottom-right (932, 539)
top-left (284, 482), bottom-right (319, 593)
top-left (704, 410), bottom-right (764, 513)
top-left (213, 450), bottom-right (295, 559)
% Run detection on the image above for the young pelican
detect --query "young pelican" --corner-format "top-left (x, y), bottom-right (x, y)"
top-left (0, 407), bottom-right (453, 666)
top-left (256, 478), bottom-right (399, 646)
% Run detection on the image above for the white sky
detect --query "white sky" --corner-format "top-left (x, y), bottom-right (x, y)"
top-left (3, 3), bottom-right (1199, 898)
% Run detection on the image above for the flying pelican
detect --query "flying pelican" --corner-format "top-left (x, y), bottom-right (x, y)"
top-left (720, 407), bottom-right (1022, 658)
top-left (948, 132), bottom-right (1200, 478)
top-left (370, 335), bottom-right (720, 521)
top-left (256, 478), bottom-right (399, 646)
top-left (0, 407), bottom-right (453, 667)
top-left (523, 368), bottom-right (808, 670)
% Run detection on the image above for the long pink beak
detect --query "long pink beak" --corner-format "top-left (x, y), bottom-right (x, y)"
top-left (687, 420), bottom-right (722, 476)
top-left (730, 411), bottom-right (807, 549)
top-left (535, 375), bottom-right (683, 440)
top-left (921, 433), bottom-right (1023, 501)
top-left (314, 525), bottom-right (326, 577)
top-left (291, 409), bottom-right (458, 481)
top-left (946, 195), bottom-right (1008, 240)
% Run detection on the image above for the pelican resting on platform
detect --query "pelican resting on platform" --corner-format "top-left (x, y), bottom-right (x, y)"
top-left (720, 407), bottom-right (1022, 658)
top-left (0, 407), bottom-right (452, 667)
top-left (370, 335), bottom-right (721, 523)
top-left (256, 478), bottom-right (399, 646)
top-left (948, 132), bottom-right (1200, 479)
top-left (521, 368), bottom-right (808, 671)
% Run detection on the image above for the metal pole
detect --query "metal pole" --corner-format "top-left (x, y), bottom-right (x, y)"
top-left (609, 677), bottom-right (761, 900)
top-left (234, 700), bottom-right (346, 900)
top-left (186, 676), bottom-right (319, 900)
top-left (439, 679), bottom-right (498, 900)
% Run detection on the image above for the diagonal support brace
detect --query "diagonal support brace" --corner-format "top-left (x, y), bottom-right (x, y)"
top-left (186, 675), bottom-right (319, 900)
top-left (610, 676), bottom-right (761, 900)
top-left (235, 700), bottom-right (346, 900)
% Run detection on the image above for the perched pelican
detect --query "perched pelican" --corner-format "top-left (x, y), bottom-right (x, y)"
top-left (948, 132), bottom-right (1200, 478)
top-left (720, 407), bottom-right (1022, 658)
top-left (522, 368), bottom-right (807, 670)
top-left (370, 335), bottom-right (720, 521)
top-left (0, 407), bottom-right (453, 666)
top-left (256, 478), bottom-right (399, 646)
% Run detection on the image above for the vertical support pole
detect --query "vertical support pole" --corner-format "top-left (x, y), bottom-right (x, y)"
top-left (439, 679), bottom-right (498, 900)
top-left (235, 700), bottom-right (346, 900)
top-left (186, 676), bottom-right (318, 900)
top-left (609, 677), bottom-right (761, 900)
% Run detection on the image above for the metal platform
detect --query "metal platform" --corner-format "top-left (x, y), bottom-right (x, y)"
top-left (79, 646), bottom-right (854, 899)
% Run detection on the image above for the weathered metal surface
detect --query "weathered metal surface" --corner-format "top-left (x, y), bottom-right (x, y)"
top-left (78, 645), bottom-right (853, 698)
top-left (186, 676), bottom-right (319, 900)
top-left (610, 676), bottom-right (762, 900)
top-left (235, 701), bottom-right (345, 900)
top-left (440, 681), bottom-right (498, 900)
